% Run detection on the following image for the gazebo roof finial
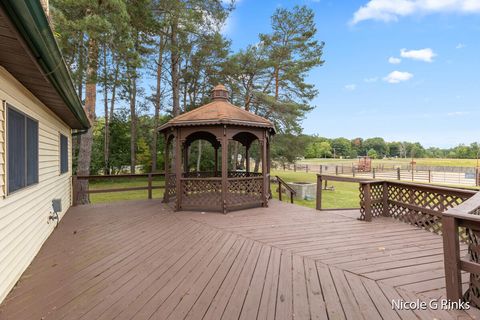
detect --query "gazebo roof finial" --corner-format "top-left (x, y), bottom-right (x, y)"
top-left (212, 84), bottom-right (229, 101)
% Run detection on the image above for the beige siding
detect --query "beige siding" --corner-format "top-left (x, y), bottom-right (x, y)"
top-left (0, 67), bottom-right (73, 303)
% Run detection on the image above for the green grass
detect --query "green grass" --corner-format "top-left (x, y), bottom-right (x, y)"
top-left (299, 158), bottom-right (480, 168)
top-left (89, 178), bottom-right (165, 204)
top-left (270, 170), bottom-right (360, 209)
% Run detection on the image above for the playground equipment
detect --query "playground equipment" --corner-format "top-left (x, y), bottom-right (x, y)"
top-left (356, 156), bottom-right (372, 172)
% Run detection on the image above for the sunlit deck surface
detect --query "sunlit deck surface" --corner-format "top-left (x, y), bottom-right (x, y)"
top-left (1, 200), bottom-right (479, 320)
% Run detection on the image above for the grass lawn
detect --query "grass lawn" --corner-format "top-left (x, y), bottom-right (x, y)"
top-left (299, 158), bottom-right (480, 168)
top-left (270, 170), bottom-right (360, 209)
top-left (89, 177), bottom-right (165, 203)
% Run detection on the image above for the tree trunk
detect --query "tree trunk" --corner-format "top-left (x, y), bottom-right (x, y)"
top-left (171, 21), bottom-right (180, 116)
top-left (254, 153), bottom-right (260, 172)
top-left (103, 44), bottom-right (110, 174)
top-left (76, 38), bottom-right (98, 204)
top-left (129, 67), bottom-right (137, 174)
top-left (196, 140), bottom-right (202, 172)
top-left (152, 37), bottom-right (164, 172)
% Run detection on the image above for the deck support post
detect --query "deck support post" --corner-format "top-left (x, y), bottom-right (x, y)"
top-left (382, 181), bottom-right (389, 216)
top-left (363, 183), bottom-right (372, 221)
top-left (442, 215), bottom-right (462, 302)
top-left (316, 175), bottom-right (322, 210)
top-left (148, 173), bottom-right (152, 199)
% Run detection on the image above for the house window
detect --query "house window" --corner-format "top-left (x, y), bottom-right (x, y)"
top-left (7, 105), bottom-right (39, 194)
top-left (60, 134), bottom-right (68, 174)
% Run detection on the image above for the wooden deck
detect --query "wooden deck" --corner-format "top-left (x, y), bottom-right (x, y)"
top-left (1, 199), bottom-right (479, 320)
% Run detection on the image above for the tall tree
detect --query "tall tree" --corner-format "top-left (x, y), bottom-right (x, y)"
top-left (52, 0), bottom-right (129, 202)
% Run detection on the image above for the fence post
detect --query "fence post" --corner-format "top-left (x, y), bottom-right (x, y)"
top-left (411, 168), bottom-right (414, 181)
top-left (362, 183), bottom-right (372, 222)
top-left (335, 165), bottom-right (338, 175)
top-left (352, 167), bottom-right (356, 177)
top-left (476, 168), bottom-right (479, 186)
top-left (442, 215), bottom-right (462, 301)
top-left (397, 168), bottom-right (401, 180)
top-left (382, 182), bottom-right (389, 216)
top-left (294, 164), bottom-right (297, 172)
top-left (319, 165), bottom-right (323, 174)
top-left (278, 180), bottom-right (282, 201)
top-left (148, 173), bottom-right (153, 199)
top-left (316, 175), bottom-right (322, 210)
top-left (290, 191), bottom-right (294, 204)
top-left (372, 168), bottom-right (376, 179)
top-left (306, 165), bottom-right (309, 173)
top-left (428, 170), bottom-right (431, 183)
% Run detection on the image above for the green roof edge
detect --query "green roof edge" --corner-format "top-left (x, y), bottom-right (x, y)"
top-left (1, 0), bottom-right (90, 129)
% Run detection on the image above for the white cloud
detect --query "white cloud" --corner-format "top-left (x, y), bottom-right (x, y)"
top-left (364, 77), bottom-right (378, 83)
top-left (383, 71), bottom-right (413, 83)
top-left (400, 48), bottom-right (436, 62)
top-left (351, 0), bottom-right (480, 24)
top-left (388, 57), bottom-right (402, 64)
top-left (456, 43), bottom-right (466, 49)
top-left (344, 84), bottom-right (357, 91)
top-left (447, 111), bottom-right (469, 116)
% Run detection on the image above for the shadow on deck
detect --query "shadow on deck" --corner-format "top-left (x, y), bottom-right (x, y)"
top-left (0, 199), bottom-right (478, 320)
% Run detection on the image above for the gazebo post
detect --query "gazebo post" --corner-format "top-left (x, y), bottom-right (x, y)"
top-left (183, 143), bottom-right (189, 173)
top-left (262, 132), bottom-right (268, 207)
top-left (175, 132), bottom-right (182, 211)
top-left (162, 133), bottom-right (170, 203)
top-left (267, 136), bottom-right (272, 199)
top-left (214, 147), bottom-right (218, 177)
top-left (245, 145), bottom-right (250, 175)
top-left (221, 127), bottom-right (228, 213)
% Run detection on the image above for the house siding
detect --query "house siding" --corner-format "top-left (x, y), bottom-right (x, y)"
top-left (0, 67), bottom-right (72, 303)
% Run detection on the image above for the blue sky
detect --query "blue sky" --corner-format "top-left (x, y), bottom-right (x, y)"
top-left (223, 0), bottom-right (480, 147)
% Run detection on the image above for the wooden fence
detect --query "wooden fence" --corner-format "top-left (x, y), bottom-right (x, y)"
top-left (72, 173), bottom-right (165, 206)
top-left (280, 162), bottom-right (480, 186)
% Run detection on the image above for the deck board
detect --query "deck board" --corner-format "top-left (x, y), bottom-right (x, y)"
top-left (0, 199), bottom-right (475, 319)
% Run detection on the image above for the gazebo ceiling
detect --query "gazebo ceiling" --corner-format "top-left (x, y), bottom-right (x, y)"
top-left (159, 84), bottom-right (275, 133)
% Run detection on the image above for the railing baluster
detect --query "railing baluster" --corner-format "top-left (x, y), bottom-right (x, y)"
top-left (442, 215), bottom-right (462, 301)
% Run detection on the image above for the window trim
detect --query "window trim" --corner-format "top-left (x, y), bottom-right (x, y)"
top-left (59, 133), bottom-right (69, 175)
top-left (6, 103), bottom-right (39, 195)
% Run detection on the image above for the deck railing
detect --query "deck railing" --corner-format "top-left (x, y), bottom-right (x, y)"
top-left (72, 173), bottom-right (165, 206)
top-left (275, 175), bottom-right (296, 204)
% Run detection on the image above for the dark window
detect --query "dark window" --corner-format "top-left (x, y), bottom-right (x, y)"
top-left (60, 134), bottom-right (68, 174)
top-left (7, 106), bottom-right (39, 193)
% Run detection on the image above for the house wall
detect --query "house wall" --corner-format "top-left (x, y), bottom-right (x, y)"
top-left (0, 67), bottom-right (72, 303)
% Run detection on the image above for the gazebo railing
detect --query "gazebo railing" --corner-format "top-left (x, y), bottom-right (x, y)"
top-left (227, 176), bottom-right (264, 209)
top-left (180, 177), bottom-right (223, 211)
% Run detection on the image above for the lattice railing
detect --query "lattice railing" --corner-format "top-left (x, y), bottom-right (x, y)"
top-left (359, 181), bottom-right (385, 221)
top-left (163, 173), bottom-right (177, 203)
top-left (228, 171), bottom-right (263, 178)
top-left (227, 176), bottom-right (263, 207)
top-left (359, 181), bottom-right (475, 233)
top-left (180, 178), bottom-right (222, 210)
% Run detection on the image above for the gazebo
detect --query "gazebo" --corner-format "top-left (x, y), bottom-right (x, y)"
top-left (159, 84), bottom-right (275, 213)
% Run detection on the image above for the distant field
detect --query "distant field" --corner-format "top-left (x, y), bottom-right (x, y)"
top-left (298, 158), bottom-right (479, 167)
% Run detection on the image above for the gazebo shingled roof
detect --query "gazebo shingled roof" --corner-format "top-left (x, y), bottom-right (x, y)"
top-left (159, 84), bottom-right (275, 132)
